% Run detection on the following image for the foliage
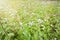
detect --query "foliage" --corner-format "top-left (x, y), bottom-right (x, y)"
top-left (0, 0), bottom-right (60, 40)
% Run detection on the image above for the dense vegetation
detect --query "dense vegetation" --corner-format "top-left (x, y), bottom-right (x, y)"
top-left (0, 0), bottom-right (60, 40)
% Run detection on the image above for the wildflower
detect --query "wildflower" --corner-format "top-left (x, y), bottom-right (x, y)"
top-left (19, 22), bottom-right (24, 30)
top-left (50, 24), bottom-right (53, 27)
top-left (54, 38), bottom-right (57, 40)
top-left (37, 18), bottom-right (43, 24)
top-left (28, 21), bottom-right (34, 26)
top-left (19, 22), bottom-right (23, 26)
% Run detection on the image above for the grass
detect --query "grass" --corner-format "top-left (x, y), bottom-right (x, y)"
top-left (0, 0), bottom-right (60, 40)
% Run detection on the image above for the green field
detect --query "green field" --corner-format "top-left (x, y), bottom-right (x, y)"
top-left (0, 0), bottom-right (60, 40)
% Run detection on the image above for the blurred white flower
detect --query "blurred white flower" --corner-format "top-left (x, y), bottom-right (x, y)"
top-left (50, 24), bottom-right (53, 27)
top-left (28, 21), bottom-right (34, 26)
top-left (19, 22), bottom-right (24, 29)
top-left (19, 22), bottom-right (23, 26)
top-left (54, 38), bottom-right (57, 40)
top-left (37, 19), bottom-right (43, 23)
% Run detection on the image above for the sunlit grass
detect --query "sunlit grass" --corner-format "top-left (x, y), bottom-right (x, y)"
top-left (0, 0), bottom-right (60, 40)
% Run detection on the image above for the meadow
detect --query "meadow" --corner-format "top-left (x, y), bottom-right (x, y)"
top-left (0, 0), bottom-right (60, 40)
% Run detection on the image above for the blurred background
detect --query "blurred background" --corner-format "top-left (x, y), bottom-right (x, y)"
top-left (0, 0), bottom-right (60, 40)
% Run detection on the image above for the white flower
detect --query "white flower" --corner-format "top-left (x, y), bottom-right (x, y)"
top-left (54, 38), bottom-right (57, 40)
top-left (37, 19), bottom-right (43, 23)
top-left (19, 22), bottom-right (24, 29)
top-left (19, 22), bottom-right (23, 26)
top-left (28, 21), bottom-right (34, 26)
top-left (50, 24), bottom-right (53, 27)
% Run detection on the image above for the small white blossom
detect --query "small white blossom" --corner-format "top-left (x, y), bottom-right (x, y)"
top-left (19, 22), bottom-right (23, 26)
top-left (54, 38), bottom-right (57, 40)
top-left (19, 22), bottom-right (23, 29)
top-left (19, 22), bottom-right (22, 25)
top-left (28, 21), bottom-right (34, 26)
top-left (50, 24), bottom-right (53, 27)
top-left (37, 19), bottom-right (43, 23)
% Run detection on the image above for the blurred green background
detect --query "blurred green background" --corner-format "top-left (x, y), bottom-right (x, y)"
top-left (0, 0), bottom-right (60, 40)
